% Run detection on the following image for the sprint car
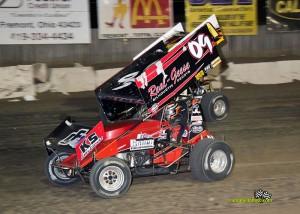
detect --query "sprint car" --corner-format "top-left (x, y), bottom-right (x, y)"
top-left (44, 14), bottom-right (233, 199)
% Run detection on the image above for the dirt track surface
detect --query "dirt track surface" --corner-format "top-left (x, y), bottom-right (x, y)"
top-left (0, 80), bottom-right (299, 214)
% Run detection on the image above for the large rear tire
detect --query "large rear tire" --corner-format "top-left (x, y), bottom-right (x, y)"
top-left (190, 139), bottom-right (234, 182)
top-left (45, 151), bottom-right (80, 186)
top-left (90, 157), bottom-right (132, 199)
top-left (201, 92), bottom-right (229, 122)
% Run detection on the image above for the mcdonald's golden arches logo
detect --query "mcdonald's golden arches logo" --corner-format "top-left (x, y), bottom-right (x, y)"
top-left (131, 0), bottom-right (171, 28)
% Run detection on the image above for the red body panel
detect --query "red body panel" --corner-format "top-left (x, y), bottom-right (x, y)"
top-left (113, 119), bottom-right (161, 151)
top-left (60, 154), bottom-right (77, 168)
top-left (75, 121), bottom-right (106, 162)
top-left (61, 119), bottom-right (162, 168)
top-left (154, 147), bottom-right (184, 165)
top-left (104, 120), bottom-right (138, 140)
top-left (60, 119), bottom-right (214, 169)
top-left (93, 119), bottom-right (162, 167)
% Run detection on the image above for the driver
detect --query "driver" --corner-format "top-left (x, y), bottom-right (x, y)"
top-left (165, 101), bottom-right (188, 146)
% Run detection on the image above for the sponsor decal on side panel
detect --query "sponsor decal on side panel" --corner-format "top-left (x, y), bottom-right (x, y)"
top-left (204, 64), bottom-right (212, 72)
top-left (191, 115), bottom-right (203, 121)
top-left (79, 133), bottom-right (103, 160)
top-left (192, 103), bottom-right (201, 114)
top-left (130, 132), bottom-right (155, 151)
top-left (191, 125), bottom-right (204, 133)
top-left (130, 139), bottom-right (155, 151)
top-left (76, 121), bottom-right (105, 162)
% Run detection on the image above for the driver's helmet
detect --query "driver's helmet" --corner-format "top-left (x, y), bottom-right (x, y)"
top-left (165, 102), bottom-right (180, 120)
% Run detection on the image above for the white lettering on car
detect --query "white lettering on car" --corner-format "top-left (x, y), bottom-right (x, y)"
top-left (187, 34), bottom-right (213, 59)
top-left (113, 72), bottom-right (139, 91)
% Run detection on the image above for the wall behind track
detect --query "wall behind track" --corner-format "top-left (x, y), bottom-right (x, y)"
top-left (0, 26), bottom-right (299, 67)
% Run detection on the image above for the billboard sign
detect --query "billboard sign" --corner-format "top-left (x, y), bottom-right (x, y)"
top-left (266, 0), bottom-right (300, 32)
top-left (98, 0), bottom-right (173, 39)
top-left (185, 0), bottom-right (257, 35)
top-left (0, 0), bottom-right (91, 44)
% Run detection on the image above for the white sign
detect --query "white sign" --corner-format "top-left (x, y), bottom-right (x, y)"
top-left (0, 0), bottom-right (91, 44)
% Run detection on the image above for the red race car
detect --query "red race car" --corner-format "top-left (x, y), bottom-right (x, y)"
top-left (44, 14), bottom-right (233, 199)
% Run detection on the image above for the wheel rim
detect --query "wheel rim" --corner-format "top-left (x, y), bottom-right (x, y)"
top-left (213, 100), bottom-right (226, 116)
top-left (99, 166), bottom-right (124, 192)
top-left (50, 154), bottom-right (69, 180)
top-left (210, 150), bottom-right (228, 173)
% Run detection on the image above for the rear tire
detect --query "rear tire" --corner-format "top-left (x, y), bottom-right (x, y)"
top-left (90, 157), bottom-right (132, 199)
top-left (201, 92), bottom-right (229, 122)
top-left (190, 138), bottom-right (234, 182)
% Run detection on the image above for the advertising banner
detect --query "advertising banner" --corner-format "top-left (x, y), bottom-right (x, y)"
top-left (185, 0), bottom-right (257, 35)
top-left (266, 0), bottom-right (300, 32)
top-left (0, 0), bottom-right (90, 44)
top-left (98, 0), bottom-right (173, 39)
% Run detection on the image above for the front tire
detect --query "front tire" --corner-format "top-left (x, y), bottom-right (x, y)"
top-left (45, 151), bottom-right (80, 186)
top-left (190, 139), bottom-right (234, 182)
top-left (90, 157), bottom-right (132, 199)
top-left (201, 92), bottom-right (229, 122)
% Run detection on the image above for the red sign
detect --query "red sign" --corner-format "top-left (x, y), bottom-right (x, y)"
top-left (130, 0), bottom-right (171, 28)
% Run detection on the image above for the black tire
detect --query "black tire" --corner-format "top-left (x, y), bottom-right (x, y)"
top-left (201, 92), bottom-right (229, 122)
top-left (90, 157), bottom-right (132, 199)
top-left (45, 151), bottom-right (81, 186)
top-left (190, 138), bottom-right (234, 182)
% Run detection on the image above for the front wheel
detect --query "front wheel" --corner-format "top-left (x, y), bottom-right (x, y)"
top-left (45, 151), bottom-right (81, 186)
top-left (89, 157), bottom-right (132, 199)
top-left (190, 139), bottom-right (234, 182)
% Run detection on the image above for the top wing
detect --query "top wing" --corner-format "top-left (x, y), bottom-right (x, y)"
top-left (94, 23), bottom-right (187, 122)
top-left (135, 14), bottom-right (224, 115)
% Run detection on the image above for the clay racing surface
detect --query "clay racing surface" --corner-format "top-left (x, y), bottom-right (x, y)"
top-left (0, 80), bottom-right (299, 214)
